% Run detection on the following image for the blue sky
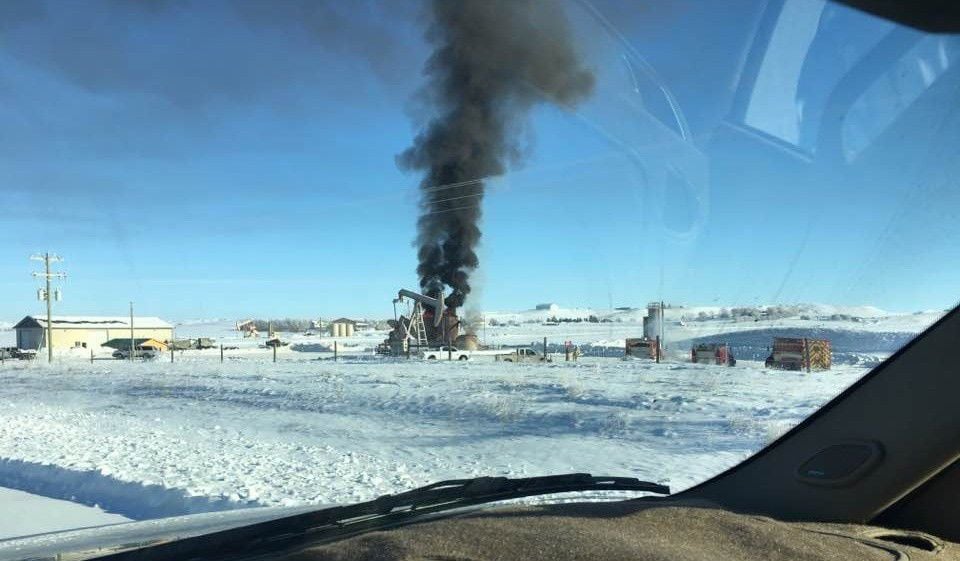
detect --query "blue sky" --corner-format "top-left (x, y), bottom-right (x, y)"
top-left (1, 0), bottom-right (958, 321)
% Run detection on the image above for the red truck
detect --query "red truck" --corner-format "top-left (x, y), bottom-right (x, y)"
top-left (625, 337), bottom-right (660, 360)
top-left (765, 337), bottom-right (831, 371)
top-left (691, 343), bottom-right (735, 366)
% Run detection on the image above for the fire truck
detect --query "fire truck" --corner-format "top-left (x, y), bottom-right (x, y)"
top-left (691, 343), bottom-right (736, 366)
top-left (625, 338), bottom-right (660, 359)
top-left (764, 337), bottom-right (831, 371)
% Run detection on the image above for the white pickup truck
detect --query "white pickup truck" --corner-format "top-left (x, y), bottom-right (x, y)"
top-left (421, 346), bottom-right (471, 361)
top-left (421, 346), bottom-right (550, 362)
top-left (495, 347), bottom-right (549, 363)
top-left (421, 346), bottom-right (520, 361)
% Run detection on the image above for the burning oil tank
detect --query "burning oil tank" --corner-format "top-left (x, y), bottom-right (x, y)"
top-left (454, 333), bottom-right (479, 351)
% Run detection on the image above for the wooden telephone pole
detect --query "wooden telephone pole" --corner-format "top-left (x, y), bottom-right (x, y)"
top-left (129, 302), bottom-right (135, 362)
top-left (30, 253), bottom-right (65, 363)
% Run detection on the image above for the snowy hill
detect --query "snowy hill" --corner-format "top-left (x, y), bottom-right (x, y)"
top-left (484, 302), bottom-right (933, 325)
top-left (476, 303), bottom-right (943, 367)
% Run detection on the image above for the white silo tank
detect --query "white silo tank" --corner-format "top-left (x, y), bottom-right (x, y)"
top-left (643, 304), bottom-right (663, 340)
top-left (345, 323), bottom-right (354, 337)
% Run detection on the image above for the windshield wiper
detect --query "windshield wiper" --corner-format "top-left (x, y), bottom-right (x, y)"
top-left (95, 473), bottom-right (669, 561)
top-left (362, 473), bottom-right (669, 523)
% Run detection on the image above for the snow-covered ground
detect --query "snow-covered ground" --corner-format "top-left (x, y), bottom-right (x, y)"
top-left (0, 304), bottom-right (942, 539)
top-left (1, 356), bottom-right (864, 523)
top-left (0, 487), bottom-right (129, 540)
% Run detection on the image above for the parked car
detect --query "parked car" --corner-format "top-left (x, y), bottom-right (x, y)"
top-left (3, 348), bottom-right (38, 360)
top-left (112, 349), bottom-right (158, 360)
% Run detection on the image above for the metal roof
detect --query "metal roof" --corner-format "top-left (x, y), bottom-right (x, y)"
top-left (102, 338), bottom-right (168, 350)
top-left (14, 316), bottom-right (173, 330)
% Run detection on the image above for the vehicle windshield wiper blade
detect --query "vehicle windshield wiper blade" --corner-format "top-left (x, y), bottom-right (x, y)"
top-left (94, 473), bottom-right (669, 561)
top-left (364, 473), bottom-right (669, 520)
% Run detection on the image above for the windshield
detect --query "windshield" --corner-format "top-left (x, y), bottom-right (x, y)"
top-left (0, 0), bottom-right (957, 543)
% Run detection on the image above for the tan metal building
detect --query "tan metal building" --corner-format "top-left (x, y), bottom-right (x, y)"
top-left (13, 316), bottom-right (174, 351)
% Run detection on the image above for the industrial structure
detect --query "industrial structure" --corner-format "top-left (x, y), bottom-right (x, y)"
top-left (643, 302), bottom-right (665, 342)
top-left (13, 316), bottom-right (173, 352)
top-left (330, 318), bottom-right (357, 338)
top-left (381, 289), bottom-right (464, 355)
top-left (625, 302), bottom-right (667, 359)
top-left (236, 320), bottom-right (259, 338)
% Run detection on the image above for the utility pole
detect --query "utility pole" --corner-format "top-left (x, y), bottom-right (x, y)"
top-left (30, 253), bottom-right (65, 363)
top-left (129, 302), bottom-right (135, 362)
top-left (657, 299), bottom-right (665, 362)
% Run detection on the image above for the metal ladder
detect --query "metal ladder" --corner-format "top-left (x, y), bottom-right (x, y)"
top-left (408, 302), bottom-right (429, 348)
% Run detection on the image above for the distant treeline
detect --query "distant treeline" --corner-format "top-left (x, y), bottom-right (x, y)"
top-left (486, 305), bottom-right (873, 327)
top-left (686, 306), bottom-right (801, 322)
top-left (251, 319), bottom-right (315, 333)
top-left (488, 315), bottom-right (620, 326)
top-left (249, 319), bottom-right (391, 333)
top-left (686, 306), bottom-right (869, 323)
top-left (544, 315), bottom-right (610, 324)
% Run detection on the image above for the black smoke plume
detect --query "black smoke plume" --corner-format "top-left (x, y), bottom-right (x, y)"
top-left (399, 0), bottom-right (594, 309)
